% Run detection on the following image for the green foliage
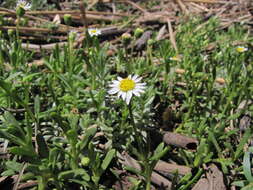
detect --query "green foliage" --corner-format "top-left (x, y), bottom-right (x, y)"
top-left (232, 147), bottom-right (253, 189)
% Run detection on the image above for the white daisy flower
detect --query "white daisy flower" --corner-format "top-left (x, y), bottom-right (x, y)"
top-left (16, 0), bottom-right (31, 10)
top-left (236, 46), bottom-right (248, 53)
top-left (88, 28), bottom-right (101, 37)
top-left (108, 75), bottom-right (146, 105)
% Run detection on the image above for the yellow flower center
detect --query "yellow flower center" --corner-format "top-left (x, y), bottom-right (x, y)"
top-left (90, 30), bottom-right (97, 34)
top-left (18, 3), bottom-right (25, 8)
top-left (236, 47), bottom-right (247, 53)
top-left (119, 78), bottom-right (135, 92)
top-left (170, 55), bottom-right (181, 61)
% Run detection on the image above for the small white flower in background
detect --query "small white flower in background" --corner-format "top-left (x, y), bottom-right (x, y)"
top-left (16, 0), bottom-right (31, 10)
top-left (236, 46), bottom-right (248, 53)
top-left (169, 55), bottom-right (182, 61)
top-left (88, 28), bottom-right (101, 37)
top-left (108, 75), bottom-right (146, 105)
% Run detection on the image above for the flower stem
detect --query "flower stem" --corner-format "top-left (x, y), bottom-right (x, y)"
top-left (128, 102), bottom-right (136, 128)
top-left (146, 180), bottom-right (151, 190)
top-left (128, 102), bottom-right (142, 151)
top-left (128, 103), bottom-right (151, 190)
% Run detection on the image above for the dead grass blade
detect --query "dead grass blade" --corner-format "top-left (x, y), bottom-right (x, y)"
top-left (12, 163), bottom-right (27, 190)
top-left (167, 19), bottom-right (178, 53)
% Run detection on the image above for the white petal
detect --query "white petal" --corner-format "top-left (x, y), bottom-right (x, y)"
top-left (136, 82), bottom-right (146, 86)
top-left (134, 89), bottom-right (145, 94)
top-left (118, 91), bottom-right (123, 98)
top-left (109, 84), bottom-right (117, 88)
top-left (128, 75), bottom-right (132, 79)
top-left (112, 81), bottom-right (120, 85)
top-left (109, 81), bottom-right (120, 87)
top-left (111, 79), bottom-right (120, 83)
top-left (108, 88), bottom-right (119, 94)
top-left (134, 76), bottom-right (143, 83)
top-left (117, 76), bottom-right (123, 81)
top-left (121, 92), bottom-right (127, 101)
top-left (135, 85), bottom-right (146, 90)
top-left (132, 89), bottom-right (141, 97)
top-left (136, 83), bottom-right (146, 87)
top-left (126, 91), bottom-right (133, 104)
top-left (132, 74), bottom-right (138, 80)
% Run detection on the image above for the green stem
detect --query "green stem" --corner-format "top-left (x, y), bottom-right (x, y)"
top-left (146, 180), bottom-right (151, 190)
top-left (181, 168), bottom-right (203, 190)
top-left (16, 17), bottom-right (20, 39)
top-left (145, 162), bottom-right (152, 190)
top-left (128, 103), bottom-right (136, 128)
top-left (128, 103), bottom-right (152, 190)
top-left (128, 103), bottom-right (141, 150)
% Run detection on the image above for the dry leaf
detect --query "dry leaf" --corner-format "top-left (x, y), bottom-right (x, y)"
top-left (28, 59), bottom-right (44, 67)
top-left (156, 25), bottom-right (167, 41)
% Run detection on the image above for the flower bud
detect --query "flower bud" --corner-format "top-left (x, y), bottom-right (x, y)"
top-left (121, 32), bottom-right (131, 45)
top-left (20, 17), bottom-right (28, 26)
top-left (81, 157), bottom-right (90, 166)
top-left (63, 14), bottom-right (72, 25)
top-left (247, 64), bottom-right (253, 72)
top-left (69, 31), bottom-right (77, 41)
top-left (7, 29), bottom-right (15, 37)
top-left (147, 39), bottom-right (155, 46)
top-left (134, 27), bottom-right (144, 38)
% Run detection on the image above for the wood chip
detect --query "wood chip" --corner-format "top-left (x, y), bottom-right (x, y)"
top-left (175, 0), bottom-right (189, 14)
top-left (239, 115), bottom-right (251, 132)
top-left (192, 164), bottom-right (226, 190)
top-left (121, 0), bottom-right (149, 14)
top-left (118, 152), bottom-right (172, 189)
top-left (192, 178), bottom-right (210, 190)
top-left (136, 12), bottom-right (174, 24)
top-left (21, 42), bottom-right (67, 51)
top-left (163, 132), bottom-right (198, 150)
top-left (154, 160), bottom-right (191, 175)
